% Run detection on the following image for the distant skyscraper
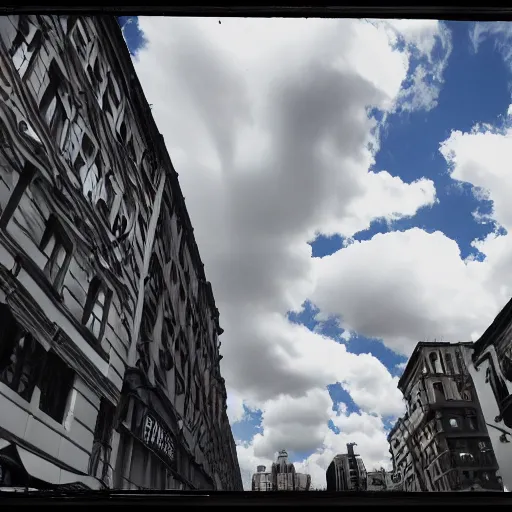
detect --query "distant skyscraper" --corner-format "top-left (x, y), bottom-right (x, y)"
top-left (251, 450), bottom-right (311, 491)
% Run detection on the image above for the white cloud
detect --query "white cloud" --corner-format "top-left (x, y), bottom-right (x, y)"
top-left (471, 22), bottom-right (512, 66)
top-left (226, 389), bottom-right (247, 425)
top-left (312, 102), bottom-right (512, 359)
top-left (384, 19), bottom-right (452, 112)
top-left (130, 16), bottom-right (451, 483)
top-left (311, 228), bottom-right (499, 355)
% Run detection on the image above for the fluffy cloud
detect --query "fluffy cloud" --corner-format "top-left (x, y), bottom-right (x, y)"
top-left (312, 105), bottom-right (512, 360)
top-left (311, 228), bottom-right (498, 355)
top-left (131, 17), bottom-right (452, 489)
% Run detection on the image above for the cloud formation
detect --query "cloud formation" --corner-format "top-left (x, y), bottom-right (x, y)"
top-left (132, 17), bottom-right (458, 487)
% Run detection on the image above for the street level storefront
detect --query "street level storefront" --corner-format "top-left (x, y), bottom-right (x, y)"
top-left (114, 369), bottom-right (215, 491)
top-left (0, 435), bottom-right (102, 490)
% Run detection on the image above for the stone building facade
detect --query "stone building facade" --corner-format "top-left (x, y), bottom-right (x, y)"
top-left (0, 14), bottom-right (242, 491)
top-left (366, 469), bottom-right (394, 491)
top-left (326, 443), bottom-right (367, 491)
top-left (464, 298), bottom-right (512, 492)
top-left (389, 342), bottom-right (502, 492)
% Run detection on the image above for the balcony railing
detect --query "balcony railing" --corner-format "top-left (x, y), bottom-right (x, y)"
top-left (434, 449), bottom-right (497, 473)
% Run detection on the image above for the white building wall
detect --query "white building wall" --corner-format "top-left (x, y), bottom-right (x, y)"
top-left (463, 345), bottom-right (512, 491)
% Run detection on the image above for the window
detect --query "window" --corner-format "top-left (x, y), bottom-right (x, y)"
top-left (82, 277), bottom-right (113, 342)
top-left (0, 162), bottom-right (37, 230)
top-left (39, 351), bottom-right (74, 423)
top-left (39, 214), bottom-right (73, 291)
top-left (89, 397), bottom-right (115, 484)
top-left (433, 382), bottom-right (445, 402)
top-left (445, 353), bottom-right (455, 374)
top-left (467, 409), bottom-right (478, 430)
top-left (455, 350), bottom-right (465, 374)
top-left (175, 371), bottom-right (185, 396)
top-left (0, 304), bottom-right (45, 402)
top-left (38, 60), bottom-right (69, 151)
top-left (429, 352), bottom-right (440, 373)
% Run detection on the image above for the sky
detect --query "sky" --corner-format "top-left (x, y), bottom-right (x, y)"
top-left (118, 16), bottom-right (512, 489)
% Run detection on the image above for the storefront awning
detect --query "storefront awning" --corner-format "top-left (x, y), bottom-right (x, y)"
top-left (0, 439), bottom-right (103, 490)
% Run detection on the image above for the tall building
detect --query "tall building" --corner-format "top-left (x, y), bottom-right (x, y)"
top-left (389, 342), bottom-right (502, 492)
top-left (252, 465), bottom-right (272, 492)
top-left (464, 298), bottom-right (512, 491)
top-left (326, 443), bottom-right (367, 491)
top-left (251, 450), bottom-right (311, 491)
top-left (0, 14), bottom-right (242, 491)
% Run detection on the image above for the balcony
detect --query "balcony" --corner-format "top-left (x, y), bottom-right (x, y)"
top-left (434, 449), bottom-right (497, 472)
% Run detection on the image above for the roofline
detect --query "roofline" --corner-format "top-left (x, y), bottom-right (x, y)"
top-left (397, 341), bottom-right (473, 392)
top-left (101, 17), bottom-right (223, 332)
top-left (472, 296), bottom-right (512, 357)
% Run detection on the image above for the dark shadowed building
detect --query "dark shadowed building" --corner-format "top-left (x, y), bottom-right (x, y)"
top-left (0, 14), bottom-right (242, 491)
top-left (326, 443), bottom-right (367, 491)
top-left (389, 342), bottom-right (502, 492)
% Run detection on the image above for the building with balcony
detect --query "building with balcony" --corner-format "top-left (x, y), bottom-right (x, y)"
top-left (251, 450), bottom-right (311, 491)
top-left (389, 342), bottom-right (502, 492)
top-left (326, 443), bottom-right (367, 491)
top-left (0, 14), bottom-right (242, 491)
top-left (464, 298), bottom-right (512, 492)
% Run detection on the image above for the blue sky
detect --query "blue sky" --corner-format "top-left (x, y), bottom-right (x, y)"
top-left (119, 16), bottom-right (512, 485)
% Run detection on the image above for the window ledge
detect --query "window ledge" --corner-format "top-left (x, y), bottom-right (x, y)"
top-left (0, 230), bottom-right (109, 363)
top-left (0, 382), bottom-right (68, 438)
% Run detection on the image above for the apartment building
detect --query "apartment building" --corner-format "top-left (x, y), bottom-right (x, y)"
top-left (389, 342), bottom-right (502, 492)
top-left (0, 15), bottom-right (242, 491)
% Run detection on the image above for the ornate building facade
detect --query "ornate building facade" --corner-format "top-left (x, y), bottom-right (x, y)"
top-left (464, 298), bottom-right (512, 492)
top-left (0, 14), bottom-right (242, 491)
top-left (251, 450), bottom-right (311, 491)
top-left (389, 342), bottom-right (502, 492)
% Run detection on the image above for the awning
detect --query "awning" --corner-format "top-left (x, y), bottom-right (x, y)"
top-left (16, 446), bottom-right (103, 490)
top-left (0, 438), bottom-right (103, 490)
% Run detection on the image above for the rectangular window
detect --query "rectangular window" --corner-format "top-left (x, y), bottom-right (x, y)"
top-left (39, 213), bottom-right (73, 291)
top-left (39, 60), bottom-right (69, 151)
top-left (0, 162), bottom-right (37, 230)
top-left (89, 397), bottom-right (115, 483)
top-left (433, 382), bottom-right (445, 402)
top-left (445, 353), bottom-right (455, 374)
top-left (39, 351), bottom-right (74, 423)
top-left (0, 304), bottom-right (45, 402)
top-left (175, 371), bottom-right (185, 396)
top-left (82, 276), bottom-right (113, 342)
